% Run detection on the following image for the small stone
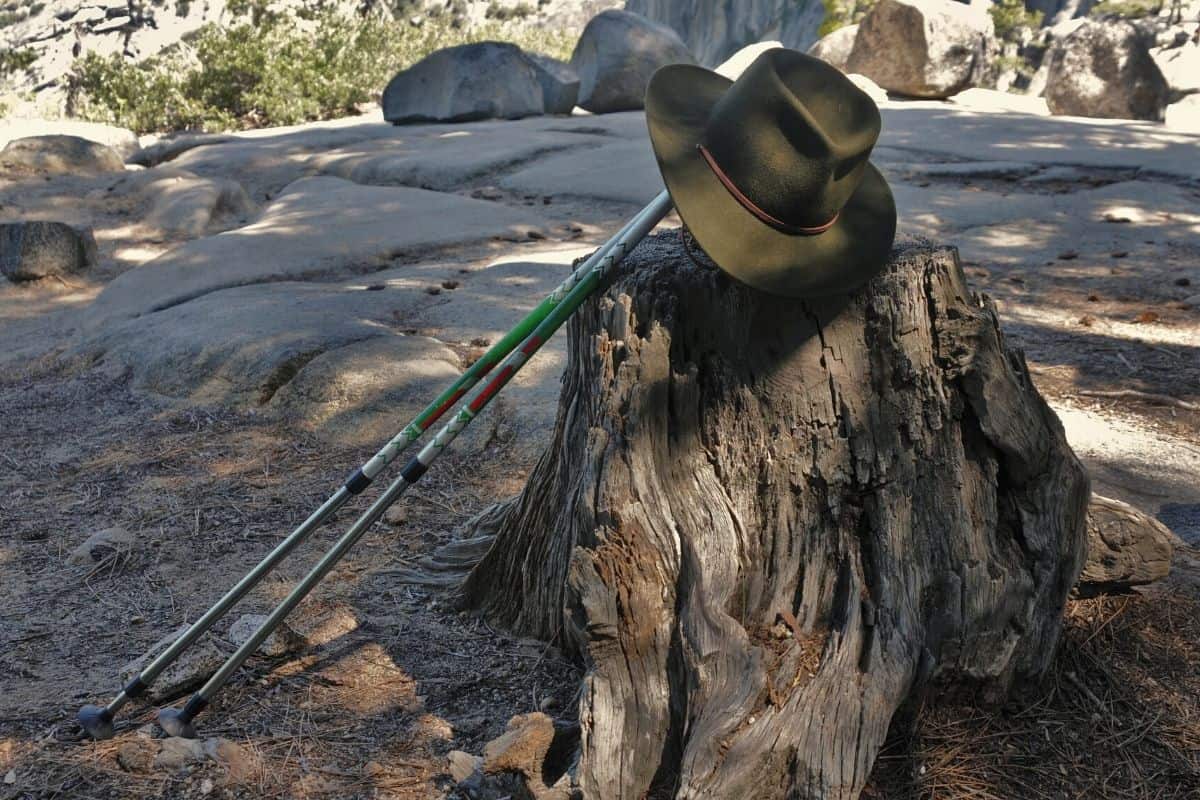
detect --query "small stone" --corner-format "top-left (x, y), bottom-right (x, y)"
top-left (199, 777), bottom-right (214, 795)
top-left (1134, 311), bottom-right (1160, 324)
top-left (447, 750), bottom-right (482, 784)
top-left (227, 614), bottom-right (301, 658)
top-left (1057, 250), bottom-right (1079, 260)
top-left (1103, 212), bottom-right (1133, 223)
top-left (425, 286), bottom-right (442, 295)
top-left (1175, 277), bottom-right (1191, 287)
top-left (384, 504), bottom-right (408, 526)
top-left (1078, 315), bottom-right (1096, 327)
top-left (1087, 293), bottom-right (1100, 302)
top-left (4, 770), bottom-right (16, 785)
top-left (1183, 294), bottom-right (1200, 308)
top-left (527, 230), bottom-right (546, 240)
top-left (441, 279), bottom-right (460, 290)
top-left (154, 737), bottom-right (207, 770)
top-left (1111, 251), bottom-right (1128, 258)
top-left (68, 526), bottom-right (135, 565)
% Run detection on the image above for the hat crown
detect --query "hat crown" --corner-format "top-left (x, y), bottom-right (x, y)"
top-left (698, 50), bottom-right (882, 231)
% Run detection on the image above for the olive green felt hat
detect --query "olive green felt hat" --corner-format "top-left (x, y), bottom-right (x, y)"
top-left (645, 48), bottom-right (897, 298)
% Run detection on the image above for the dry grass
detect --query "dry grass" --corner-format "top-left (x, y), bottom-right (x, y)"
top-left (865, 591), bottom-right (1200, 799)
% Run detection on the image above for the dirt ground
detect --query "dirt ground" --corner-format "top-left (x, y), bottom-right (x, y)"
top-left (2, 248), bottom-right (1198, 799)
top-left (2, 125), bottom-right (1199, 798)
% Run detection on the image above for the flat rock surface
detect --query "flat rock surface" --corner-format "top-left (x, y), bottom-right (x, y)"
top-left (310, 127), bottom-right (603, 190)
top-left (82, 176), bottom-right (552, 328)
top-left (500, 138), bottom-right (661, 204)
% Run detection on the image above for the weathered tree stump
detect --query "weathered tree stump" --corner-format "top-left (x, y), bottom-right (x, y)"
top-left (457, 232), bottom-right (1090, 799)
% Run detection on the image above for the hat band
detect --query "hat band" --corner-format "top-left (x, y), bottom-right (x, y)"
top-left (696, 144), bottom-right (838, 236)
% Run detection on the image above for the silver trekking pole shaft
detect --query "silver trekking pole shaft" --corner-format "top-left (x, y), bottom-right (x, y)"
top-left (77, 212), bottom-right (645, 741)
top-left (158, 191), bottom-right (673, 739)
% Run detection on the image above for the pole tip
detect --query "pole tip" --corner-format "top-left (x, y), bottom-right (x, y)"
top-left (77, 705), bottom-right (115, 740)
top-left (157, 707), bottom-right (198, 739)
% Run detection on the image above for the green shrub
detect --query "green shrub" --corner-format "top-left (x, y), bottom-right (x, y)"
top-left (486, 2), bottom-right (535, 20)
top-left (70, 10), bottom-right (574, 134)
top-left (0, 47), bottom-right (36, 78)
top-left (818, 0), bottom-right (877, 38)
top-left (1090, 0), bottom-right (1161, 17)
top-left (989, 0), bottom-right (1043, 41)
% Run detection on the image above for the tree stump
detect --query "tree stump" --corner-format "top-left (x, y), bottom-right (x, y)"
top-left (457, 232), bottom-right (1090, 799)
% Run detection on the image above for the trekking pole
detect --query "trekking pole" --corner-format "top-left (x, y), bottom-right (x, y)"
top-left (76, 211), bottom-right (648, 741)
top-left (157, 190), bottom-right (673, 739)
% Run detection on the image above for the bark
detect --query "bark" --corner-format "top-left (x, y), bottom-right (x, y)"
top-left (456, 233), bottom-right (1090, 799)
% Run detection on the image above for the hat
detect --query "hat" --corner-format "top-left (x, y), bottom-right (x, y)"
top-left (645, 48), bottom-right (897, 298)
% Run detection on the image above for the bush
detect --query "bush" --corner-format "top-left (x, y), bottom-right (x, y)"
top-left (1090, 0), bottom-right (1162, 17)
top-left (70, 9), bottom-right (574, 134)
top-left (989, 0), bottom-right (1043, 41)
top-left (0, 47), bottom-right (35, 78)
top-left (818, 0), bottom-right (877, 38)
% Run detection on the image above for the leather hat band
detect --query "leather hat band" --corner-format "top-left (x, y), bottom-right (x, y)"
top-left (697, 144), bottom-right (839, 236)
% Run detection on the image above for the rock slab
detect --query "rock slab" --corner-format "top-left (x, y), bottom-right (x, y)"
top-left (570, 9), bottom-right (695, 113)
top-left (1044, 20), bottom-right (1170, 121)
top-left (847, 0), bottom-right (994, 99)
top-left (83, 176), bottom-right (547, 328)
top-left (0, 221), bottom-right (97, 282)
top-left (382, 42), bottom-right (545, 124)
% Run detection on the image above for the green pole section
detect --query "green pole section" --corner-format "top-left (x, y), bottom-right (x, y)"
top-left (158, 191), bottom-right (673, 738)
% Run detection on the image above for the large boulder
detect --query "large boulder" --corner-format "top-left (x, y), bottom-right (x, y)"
top-left (0, 135), bottom-right (126, 176)
top-left (0, 221), bottom-right (97, 282)
top-left (382, 42), bottom-right (545, 124)
top-left (1043, 20), bottom-right (1170, 121)
top-left (1151, 40), bottom-right (1200, 101)
top-left (846, 0), bottom-right (994, 99)
top-left (525, 53), bottom-right (581, 115)
top-left (625, 0), bottom-right (825, 66)
top-left (569, 9), bottom-right (695, 113)
top-left (0, 120), bottom-right (138, 160)
top-left (807, 24), bottom-right (859, 72)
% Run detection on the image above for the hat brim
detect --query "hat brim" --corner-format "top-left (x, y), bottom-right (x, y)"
top-left (646, 64), bottom-right (898, 298)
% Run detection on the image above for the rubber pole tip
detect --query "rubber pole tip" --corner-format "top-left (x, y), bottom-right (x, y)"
top-left (157, 707), bottom-right (198, 739)
top-left (78, 705), bottom-right (115, 740)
